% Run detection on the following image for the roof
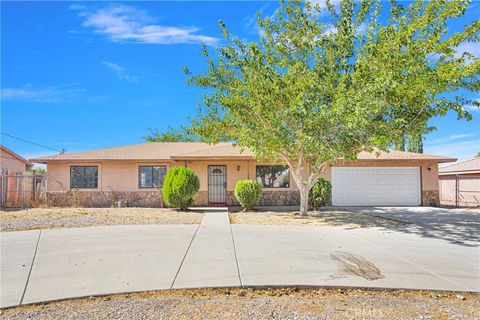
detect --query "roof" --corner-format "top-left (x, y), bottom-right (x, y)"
top-left (356, 149), bottom-right (456, 163)
top-left (439, 157), bottom-right (480, 175)
top-left (30, 142), bottom-right (456, 164)
top-left (30, 142), bottom-right (253, 163)
top-left (1, 145), bottom-right (33, 167)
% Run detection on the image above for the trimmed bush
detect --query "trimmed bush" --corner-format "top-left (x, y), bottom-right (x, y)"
top-left (309, 178), bottom-right (332, 209)
top-left (234, 179), bottom-right (262, 210)
top-left (163, 167), bottom-right (200, 210)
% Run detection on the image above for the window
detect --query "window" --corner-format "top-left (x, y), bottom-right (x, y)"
top-left (256, 165), bottom-right (290, 188)
top-left (139, 166), bottom-right (167, 188)
top-left (70, 166), bottom-right (98, 189)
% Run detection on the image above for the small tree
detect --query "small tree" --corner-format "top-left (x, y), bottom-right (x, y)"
top-left (234, 180), bottom-right (262, 210)
top-left (163, 167), bottom-right (200, 210)
top-left (185, 0), bottom-right (479, 215)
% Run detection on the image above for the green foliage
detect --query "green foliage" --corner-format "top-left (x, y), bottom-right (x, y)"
top-left (309, 178), bottom-right (332, 209)
top-left (144, 126), bottom-right (196, 142)
top-left (185, 0), bottom-right (479, 214)
top-left (26, 167), bottom-right (46, 174)
top-left (162, 167), bottom-right (200, 210)
top-left (407, 133), bottom-right (424, 153)
top-left (394, 136), bottom-right (406, 151)
top-left (234, 179), bottom-right (262, 210)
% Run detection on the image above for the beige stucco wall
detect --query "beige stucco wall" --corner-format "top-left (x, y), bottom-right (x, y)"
top-left (1, 152), bottom-right (28, 172)
top-left (46, 159), bottom-right (439, 195)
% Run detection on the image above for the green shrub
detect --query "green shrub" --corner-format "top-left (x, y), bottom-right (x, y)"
top-left (309, 178), bottom-right (332, 209)
top-left (234, 180), bottom-right (262, 210)
top-left (162, 167), bottom-right (200, 210)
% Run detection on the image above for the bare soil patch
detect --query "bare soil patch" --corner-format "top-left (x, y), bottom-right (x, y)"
top-left (1, 288), bottom-right (478, 320)
top-left (0, 208), bottom-right (204, 232)
top-left (230, 209), bottom-right (404, 228)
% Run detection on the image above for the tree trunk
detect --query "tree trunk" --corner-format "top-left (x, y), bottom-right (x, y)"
top-left (299, 184), bottom-right (309, 216)
top-left (280, 152), bottom-right (327, 217)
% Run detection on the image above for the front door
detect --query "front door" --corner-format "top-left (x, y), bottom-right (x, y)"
top-left (208, 165), bottom-right (227, 205)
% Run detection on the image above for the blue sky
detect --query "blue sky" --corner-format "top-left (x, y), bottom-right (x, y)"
top-left (1, 1), bottom-right (479, 165)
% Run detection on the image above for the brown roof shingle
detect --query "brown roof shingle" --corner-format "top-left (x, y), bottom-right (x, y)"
top-left (30, 142), bottom-right (456, 163)
top-left (439, 157), bottom-right (480, 174)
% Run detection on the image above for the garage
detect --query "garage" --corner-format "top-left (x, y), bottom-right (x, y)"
top-left (332, 167), bottom-right (421, 206)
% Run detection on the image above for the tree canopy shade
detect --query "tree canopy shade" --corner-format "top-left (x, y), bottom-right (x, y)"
top-left (185, 0), bottom-right (480, 215)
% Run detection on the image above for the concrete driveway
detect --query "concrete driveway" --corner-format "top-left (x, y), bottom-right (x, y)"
top-left (346, 206), bottom-right (480, 247)
top-left (1, 208), bottom-right (479, 308)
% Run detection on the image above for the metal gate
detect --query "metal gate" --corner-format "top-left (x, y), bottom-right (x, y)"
top-left (439, 175), bottom-right (480, 207)
top-left (208, 165), bottom-right (227, 205)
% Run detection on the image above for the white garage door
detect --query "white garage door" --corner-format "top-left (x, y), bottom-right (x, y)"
top-left (332, 167), bottom-right (421, 206)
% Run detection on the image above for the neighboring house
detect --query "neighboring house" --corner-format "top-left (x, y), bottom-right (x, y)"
top-left (30, 142), bottom-right (455, 207)
top-left (438, 157), bottom-right (480, 207)
top-left (1, 145), bottom-right (32, 173)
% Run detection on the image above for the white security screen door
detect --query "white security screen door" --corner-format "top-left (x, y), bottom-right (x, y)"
top-left (208, 165), bottom-right (227, 205)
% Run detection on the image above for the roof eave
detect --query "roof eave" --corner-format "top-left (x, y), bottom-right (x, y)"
top-left (352, 158), bottom-right (457, 163)
top-left (171, 156), bottom-right (254, 161)
top-left (439, 170), bottom-right (480, 175)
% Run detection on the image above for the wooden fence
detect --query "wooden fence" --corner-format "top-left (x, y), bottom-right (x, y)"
top-left (0, 171), bottom-right (46, 208)
top-left (439, 175), bottom-right (480, 207)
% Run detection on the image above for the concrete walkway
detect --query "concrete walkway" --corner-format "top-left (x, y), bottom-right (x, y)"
top-left (172, 211), bottom-right (240, 288)
top-left (1, 209), bottom-right (479, 308)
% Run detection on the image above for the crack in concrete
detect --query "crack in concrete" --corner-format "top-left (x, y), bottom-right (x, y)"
top-left (20, 230), bottom-right (42, 305)
top-left (170, 224), bottom-right (201, 289)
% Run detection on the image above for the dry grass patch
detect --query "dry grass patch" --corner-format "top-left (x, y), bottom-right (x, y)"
top-left (230, 209), bottom-right (404, 228)
top-left (2, 288), bottom-right (478, 320)
top-left (0, 208), bottom-right (204, 232)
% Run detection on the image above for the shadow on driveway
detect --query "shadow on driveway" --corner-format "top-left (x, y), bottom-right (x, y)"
top-left (347, 207), bottom-right (480, 247)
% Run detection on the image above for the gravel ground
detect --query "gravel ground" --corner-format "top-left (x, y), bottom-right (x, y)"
top-left (229, 209), bottom-right (404, 228)
top-left (0, 208), bottom-right (204, 232)
top-left (1, 288), bottom-right (478, 320)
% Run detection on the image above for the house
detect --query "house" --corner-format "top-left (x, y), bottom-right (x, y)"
top-left (438, 156), bottom-right (480, 207)
top-left (1, 145), bottom-right (33, 173)
top-left (30, 142), bottom-right (455, 207)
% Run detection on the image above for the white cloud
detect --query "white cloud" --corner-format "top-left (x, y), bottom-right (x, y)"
top-left (1, 83), bottom-right (86, 102)
top-left (447, 133), bottom-right (475, 140)
top-left (243, 3), bottom-right (271, 37)
top-left (464, 104), bottom-right (480, 114)
top-left (101, 61), bottom-right (138, 82)
top-left (425, 139), bottom-right (480, 162)
top-left (356, 22), bottom-right (368, 35)
top-left (72, 4), bottom-right (218, 45)
top-left (454, 41), bottom-right (480, 59)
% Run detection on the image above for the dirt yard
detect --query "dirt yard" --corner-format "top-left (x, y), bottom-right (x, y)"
top-left (1, 288), bottom-right (478, 320)
top-left (230, 209), bottom-right (404, 228)
top-left (0, 208), bottom-right (204, 232)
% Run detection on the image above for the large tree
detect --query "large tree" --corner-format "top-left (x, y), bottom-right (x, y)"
top-left (144, 126), bottom-right (196, 142)
top-left (407, 133), bottom-right (424, 153)
top-left (185, 0), bottom-right (479, 215)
